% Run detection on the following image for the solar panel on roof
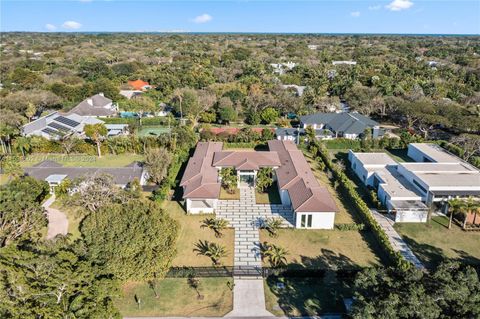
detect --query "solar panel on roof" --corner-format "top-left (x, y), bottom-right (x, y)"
top-left (54, 116), bottom-right (80, 128)
top-left (42, 128), bottom-right (60, 135)
top-left (48, 122), bottom-right (71, 132)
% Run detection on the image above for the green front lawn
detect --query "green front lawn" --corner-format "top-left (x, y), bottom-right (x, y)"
top-left (20, 153), bottom-right (144, 167)
top-left (260, 229), bottom-right (382, 269)
top-left (116, 277), bottom-right (233, 317)
top-left (394, 216), bottom-right (480, 268)
top-left (264, 275), bottom-right (350, 316)
top-left (162, 200), bottom-right (234, 267)
top-left (256, 183), bottom-right (281, 204)
top-left (219, 187), bottom-right (240, 200)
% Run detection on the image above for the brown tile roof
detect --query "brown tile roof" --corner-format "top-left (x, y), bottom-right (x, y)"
top-left (212, 151), bottom-right (281, 170)
top-left (180, 142), bottom-right (223, 199)
top-left (268, 140), bottom-right (338, 213)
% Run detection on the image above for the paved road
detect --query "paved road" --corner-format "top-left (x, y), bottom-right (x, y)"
top-left (370, 209), bottom-right (424, 269)
top-left (42, 194), bottom-right (68, 239)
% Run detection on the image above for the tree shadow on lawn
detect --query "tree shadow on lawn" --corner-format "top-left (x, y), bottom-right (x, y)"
top-left (265, 249), bottom-right (358, 316)
top-left (402, 235), bottom-right (448, 269)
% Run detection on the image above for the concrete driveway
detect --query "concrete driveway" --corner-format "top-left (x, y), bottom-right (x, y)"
top-left (42, 194), bottom-right (68, 239)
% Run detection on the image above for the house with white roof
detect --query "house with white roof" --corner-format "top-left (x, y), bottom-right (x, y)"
top-left (270, 62), bottom-right (296, 75)
top-left (349, 143), bottom-right (480, 223)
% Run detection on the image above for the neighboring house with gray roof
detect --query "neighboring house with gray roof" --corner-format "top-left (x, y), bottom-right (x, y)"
top-left (275, 127), bottom-right (333, 144)
top-left (24, 160), bottom-right (146, 193)
top-left (299, 112), bottom-right (382, 139)
top-left (22, 112), bottom-right (128, 140)
top-left (67, 93), bottom-right (118, 117)
top-left (180, 140), bottom-right (338, 229)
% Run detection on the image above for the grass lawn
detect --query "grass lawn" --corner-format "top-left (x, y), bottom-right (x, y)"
top-left (138, 125), bottom-right (171, 137)
top-left (259, 229), bottom-right (381, 269)
top-left (50, 199), bottom-right (83, 240)
top-left (161, 200), bottom-right (234, 267)
top-left (20, 153), bottom-right (144, 168)
top-left (116, 277), bottom-right (233, 317)
top-left (264, 274), bottom-right (350, 316)
top-left (256, 183), bottom-right (281, 204)
top-left (219, 187), bottom-right (240, 200)
top-left (394, 216), bottom-right (480, 268)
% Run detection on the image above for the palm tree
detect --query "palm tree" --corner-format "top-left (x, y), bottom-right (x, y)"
top-left (84, 123), bottom-right (107, 157)
top-left (262, 243), bottom-right (288, 268)
top-left (201, 217), bottom-right (229, 238)
top-left (461, 197), bottom-right (480, 229)
top-left (261, 217), bottom-right (283, 238)
top-left (13, 137), bottom-right (31, 159)
top-left (447, 198), bottom-right (464, 229)
top-left (194, 240), bottom-right (228, 266)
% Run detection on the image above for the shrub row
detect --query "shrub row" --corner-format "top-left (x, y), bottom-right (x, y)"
top-left (323, 136), bottom-right (404, 150)
top-left (335, 223), bottom-right (366, 231)
top-left (153, 148), bottom-right (190, 201)
top-left (224, 142), bottom-right (264, 149)
top-left (309, 140), bottom-right (411, 269)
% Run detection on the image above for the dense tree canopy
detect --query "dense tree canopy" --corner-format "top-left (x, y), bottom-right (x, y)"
top-left (352, 262), bottom-right (480, 319)
top-left (0, 177), bottom-right (49, 247)
top-left (81, 199), bottom-right (178, 281)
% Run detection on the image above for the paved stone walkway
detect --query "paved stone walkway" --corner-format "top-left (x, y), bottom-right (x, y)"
top-left (42, 194), bottom-right (69, 239)
top-left (216, 187), bottom-right (293, 270)
top-left (217, 187), bottom-right (292, 316)
top-left (370, 209), bottom-right (424, 269)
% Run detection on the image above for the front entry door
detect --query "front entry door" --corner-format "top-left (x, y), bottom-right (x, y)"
top-left (239, 174), bottom-right (254, 187)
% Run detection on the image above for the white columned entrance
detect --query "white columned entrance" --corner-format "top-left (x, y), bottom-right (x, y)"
top-left (237, 170), bottom-right (256, 188)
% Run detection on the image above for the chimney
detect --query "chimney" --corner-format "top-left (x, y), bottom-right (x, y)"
top-left (87, 98), bottom-right (93, 106)
top-left (99, 92), bottom-right (104, 97)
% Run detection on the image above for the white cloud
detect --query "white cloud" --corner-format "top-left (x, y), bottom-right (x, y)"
top-left (386, 0), bottom-right (414, 11)
top-left (192, 14), bottom-right (212, 24)
top-left (350, 11), bottom-right (361, 17)
top-left (62, 21), bottom-right (82, 29)
top-left (368, 5), bottom-right (381, 10)
top-left (45, 24), bottom-right (57, 31)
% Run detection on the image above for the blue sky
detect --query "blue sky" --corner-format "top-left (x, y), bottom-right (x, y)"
top-left (2, 0), bottom-right (479, 34)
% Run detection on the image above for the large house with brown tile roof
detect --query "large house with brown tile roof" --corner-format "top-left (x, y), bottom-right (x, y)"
top-left (180, 140), bottom-right (338, 229)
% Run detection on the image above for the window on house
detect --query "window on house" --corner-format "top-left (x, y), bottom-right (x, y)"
top-left (301, 214), bottom-right (313, 228)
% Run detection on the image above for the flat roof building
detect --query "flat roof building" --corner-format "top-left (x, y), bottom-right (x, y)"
top-left (349, 143), bottom-right (480, 223)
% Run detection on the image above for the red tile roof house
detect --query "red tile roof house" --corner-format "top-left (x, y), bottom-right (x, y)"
top-left (128, 79), bottom-right (152, 91)
top-left (180, 140), bottom-right (338, 229)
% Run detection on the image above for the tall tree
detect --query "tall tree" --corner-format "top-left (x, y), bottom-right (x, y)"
top-left (0, 240), bottom-right (120, 318)
top-left (84, 123), bottom-right (107, 157)
top-left (144, 147), bottom-right (172, 185)
top-left (0, 177), bottom-right (49, 247)
top-left (81, 199), bottom-right (178, 280)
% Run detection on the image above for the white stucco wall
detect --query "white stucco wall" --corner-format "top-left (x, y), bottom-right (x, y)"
top-left (280, 189), bottom-right (291, 206)
top-left (295, 212), bottom-right (335, 229)
top-left (186, 198), bottom-right (217, 214)
top-left (394, 210), bottom-right (428, 223)
top-left (407, 144), bottom-right (433, 163)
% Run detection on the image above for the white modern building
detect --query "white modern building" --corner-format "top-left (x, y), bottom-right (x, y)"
top-left (349, 143), bottom-right (480, 222)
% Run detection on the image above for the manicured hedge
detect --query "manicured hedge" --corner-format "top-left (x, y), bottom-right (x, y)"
top-left (309, 140), bottom-right (411, 269)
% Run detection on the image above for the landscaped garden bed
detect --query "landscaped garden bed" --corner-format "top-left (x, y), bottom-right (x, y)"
top-left (219, 187), bottom-right (240, 200)
top-left (116, 277), bottom-right (233, 317)
top-left (256, 182), bottom-right (281, 204)
top-left (394, 216), bottom-right (480, 268)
